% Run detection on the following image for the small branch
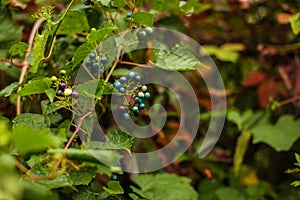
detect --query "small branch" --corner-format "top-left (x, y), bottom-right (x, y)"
top-left (50, 111), bottom-right (92, 176)
top-left (280, 96), bottom-right (300, 106)
top-left (15, 159), bottom-right (40, 180)
top-left (16, 18), bottom-right (45, 115)
top-left (119, 61), bottom-right (155, 68)
top-left (0, 57), bottom-right (23, 68)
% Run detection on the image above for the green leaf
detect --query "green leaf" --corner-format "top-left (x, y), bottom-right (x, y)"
top-left (87, 26), bottom-right (118, 43)
top-left (0, 116), bottom-right (11, 147)
top-left (57, 10), bottom-right (90, 35)
top-left (0, 7), bottom-right (23, 57)
top-left (227, 110), bottom-right (243, 130)
top-left (133, 12), bottom-right (154, 27)
top-left (152, 43), bottom-right (207, 71)
top-left (18, 78), bottom-right (52, 96)
top-left (31, 29), bottom-right (51, 73)
top-left (233, 130), bottom-right (252, 176)
top-left (45, 88), bottom-right (56, 103)
top-left (290, 12), bottom-right (300, 35)
top-left (251, 115), bottom-right (300, 151)
top-left (12, 126), bottom-right (60, 153)
top-left (291, 181), bottom-right (300, 187)
top-left (12, 113), bottom-right (48, 129)
top-left (215, 187), bottom-right (245, 200)
top-left (41, 100), bottom-right (64, 115)
top-left (295, 153), bottom-right (300, 164)
top-left (72, 42), bottom-right (95, 68)
top-left (202, 43), bottom-right (244, 63)
top-left (94, 0), bottom-right (112, 7)
top-left (103, 181), bottom-right (124, 195)
top-left (131, 173), bottom-right (198, 200)
top-left (88, 130), bottom-right (134, 153)
top-left (72, 191), bottom-right (98, 200)
top-left (0, 82), bottom-right (20, 97)
top-left (32, 174), bottom-right (74, 189)
top-left (8, 42), bottom-right (28, 57)
top-left (69, 167), bottom-right (97, 185)
top-left (179, 0), bottom-right (211, 14)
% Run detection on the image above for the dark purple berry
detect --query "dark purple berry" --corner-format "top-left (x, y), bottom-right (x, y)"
top-left (119, 76), bottom-right (127, 83)
top-left (135, 75), bottom-right (142, 81)
top-left (57, 90), bottom-right (63, 96)
top-left (59, 82), bottom-right (66, 89)
top-left (134, 110), bottom-right (140, 116)
top-left (72, 91), bottom-right (79, 99)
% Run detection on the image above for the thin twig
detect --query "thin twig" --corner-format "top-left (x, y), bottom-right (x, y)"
top-left (0, 57), bottom-right (23, 67)
top-left (16, 18), bottom-right (45, 115)
top-left (119, 61), bottom-right (155, 68)
top-left (50, 111), bottom-right (92, 176)
top-left (280, 95), bottom-right (300, 106)
top-left (15, 159), bottom-right (41, 180)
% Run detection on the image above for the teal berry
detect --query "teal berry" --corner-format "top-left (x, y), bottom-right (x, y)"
top-left (119, 87), bottom-right (126, 93)
top-left (138, 91), bottom-right (145, 98)
top-left (100, 57), bottom-right (108, 64)
top-left (139, 103), bottom-right (145, 109)
top-left (134, 97), bottom-right (142, 103)
top-left (111, 174), bottom-right (118, 181)
top-left (126, 12), bottom-right (132, 18)
top-left (132, 106), bottom-right (139, 112)
top-left (93, 62), bottom-right (99, 68)
top-left (89, 53), bottom-right (96, 60)
top-left (123, 112), bottom-right (130, 120)
top-left (100, 69), bottom-right (105, 74)
top-left (85, 59), bottom-right (92, 67)
top-left (128, 71), bottom-right (135, 78)
top-left (113, 80), bottom-right (121, 88)
top-left (144, 92), bottom-right (151, 99)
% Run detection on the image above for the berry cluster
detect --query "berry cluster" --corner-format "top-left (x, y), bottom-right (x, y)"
top-left (84, 52), bottom-right (108, 76)
top-left (51, 70), bottom-right (79, 99)
top-left (113, 71), bottom-right (150, 120)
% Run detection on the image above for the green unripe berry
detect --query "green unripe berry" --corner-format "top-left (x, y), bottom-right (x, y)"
top-left (59, 70), bottom-right (67, 75)
top-left (51, 76), bottom-right (57, 82)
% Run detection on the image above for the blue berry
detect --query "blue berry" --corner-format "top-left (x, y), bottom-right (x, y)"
top-left (126, 12), bottom-right (132, 18)
top-left (111, 174), bottom-right (118, 181)
top-left (128, 71), bottom-right (135, 78)
top-left (89, 53), bottom-right (96, 60)
top-left (100, 69), bottom-right (105, 74)
top-left (144, 92), bottom-right (151, 99)
top-left (85, 59), bottom-right (92, 67)
top-left (100, 57), bottom-right (108, 64)
top-left (113, 81), bottom-right (121, 88)
top-left (138, 92), bottom-right (145, 98)
top-left (59, 82), bottom-right (66, 89)
top-left (123, 112), bottom-right (130, 120)
top-left (119, 87), bottom-right (126, 93)
top-left (139, 103), bottom-right (145, 109)
top-left (132, 106), bottom-right (139, 112)
top-left (119, 76), bottom-right (127, 83)
top-left (93, 62), bottom-right (99, 68)
top-left (134, 97), bottom-right (142, 103)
